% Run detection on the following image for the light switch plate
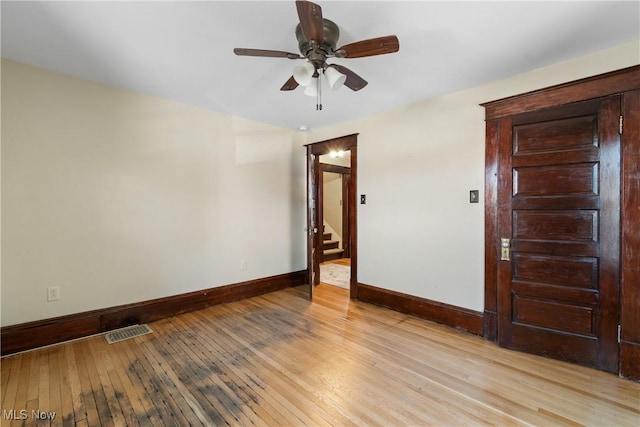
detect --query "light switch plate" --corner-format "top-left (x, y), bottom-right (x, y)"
top-left (470, 190), bottom-right (479, 203)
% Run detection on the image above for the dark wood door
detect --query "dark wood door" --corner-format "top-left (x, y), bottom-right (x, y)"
top-left (497, 96), bottom-right (621, 372)
top-left (306, 148), bottom-right (319, 297)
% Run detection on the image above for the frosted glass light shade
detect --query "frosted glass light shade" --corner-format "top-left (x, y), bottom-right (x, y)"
top-left (324, 66), bottom-right (346, 90)
top-left (293, 63), bottom-right (315, 86)
top-left (304, 77), bottom-right (318, 97)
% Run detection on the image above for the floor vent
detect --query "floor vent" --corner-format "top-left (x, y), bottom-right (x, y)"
top-left (105, 324), bottom-right (153, 344)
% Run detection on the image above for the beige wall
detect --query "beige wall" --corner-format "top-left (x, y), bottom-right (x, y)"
top-left (1, 60), bottom-right (308, 326)
top-left (323, 172), bottom-right (342, 245)
top-left (307, 40), bottom-right (640, 312)
top-left (2, 40), bottom-right (638, 326)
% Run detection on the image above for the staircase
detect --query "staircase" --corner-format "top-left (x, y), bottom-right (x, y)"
top-left (322, 226), bottom-right (344, 261)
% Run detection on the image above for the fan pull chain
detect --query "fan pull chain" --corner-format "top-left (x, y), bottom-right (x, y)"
top-left (317, 70), bottom-right (322, 111)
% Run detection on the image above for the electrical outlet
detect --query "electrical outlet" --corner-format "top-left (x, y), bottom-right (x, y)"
top-left (240, 259), bottom-right (247, 270)
top-left (47, 287), bottom-right (60, 302)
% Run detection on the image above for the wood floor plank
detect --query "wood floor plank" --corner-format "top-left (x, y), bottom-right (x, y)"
top-left (48, 347), bottom-right (63, 427)
top-left (56, 344), bottom-right (75, 427)
top-left (202, 306), bottom-right (368, 426)
top-left (2, 283), bottom-right (639, 426)
top-left (214, 298), bottom-right (408, 425)
top-left (37, 349), bottom-right (51, 424)
top-left (90, 339), bottom-right (138, 427)
top-left (138, 334), bottom-right (216, 426)
top-left (78, 339), bottom-right (114, 426)
top-left (109, 338), bottom-right (165, 427)
top-left (72, 340), bottom-right (102, 426)
top-left (252, 296), bottom-right (469, 425)
top-left (8, 352), bottom-right (31, 427)
top-left (186, 310), bottom-right (338, 426)
top-left (63, 343), bottom-right (86, 426)
top-left (117, 339), bottom-right (180, 427)
top-left (155, 321), bottom-right (236, 425)
top-left (169, 314), bottom-right (317, 425)
top-left (102, 339), bottom-right (156, 427)
top-left (151, 318), bottom-right (272, 426)
top-left (1, 350), bottom-right (21, 416)
top-left (259, 290), bottom-right (532, 426)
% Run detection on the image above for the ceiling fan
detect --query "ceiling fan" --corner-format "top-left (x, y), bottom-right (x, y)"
top-left (233, 0), bottom-right (399, 104)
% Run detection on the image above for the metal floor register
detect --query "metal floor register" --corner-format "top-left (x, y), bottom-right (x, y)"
top-left (105, 324), bottom-right (153, 344)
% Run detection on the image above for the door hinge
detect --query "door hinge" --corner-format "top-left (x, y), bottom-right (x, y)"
top-left (619, 115), bottom-right (623, 135)
top-left (618, 324), bottom-right (621, 343)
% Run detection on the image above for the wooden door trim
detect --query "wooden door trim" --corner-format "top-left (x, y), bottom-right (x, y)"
top-left (598, 96), bottom-right (623, 371)
top-left (482, 65), bottom-right (640, 119)
top-left (306, 134), bottom-right (358, 299)
top-left (483, 66), bottom-right (640, 379)
top-left (620, 89), bottom-right (640, 380)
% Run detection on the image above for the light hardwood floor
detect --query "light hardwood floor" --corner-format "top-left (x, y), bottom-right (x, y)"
top-left (2, 283), bottom-right (639, 426)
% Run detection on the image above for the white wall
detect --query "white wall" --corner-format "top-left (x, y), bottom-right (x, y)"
top-left (1, 60), bottom-right (308, 326)
top-left (307, 41), bottom-right (640, 312)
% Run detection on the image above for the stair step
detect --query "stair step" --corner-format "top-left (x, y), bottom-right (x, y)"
top-left (324, 248), bottom-right (343, 255)
top-left (323, 240), bottom-right (339, 250)
top-left (323, 232), bottom-right (332, 240)
top-left (323, 248), bottom-right (344, 262)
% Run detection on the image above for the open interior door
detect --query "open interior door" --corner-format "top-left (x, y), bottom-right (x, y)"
top-left (306, 148), bottom-right (319, 298)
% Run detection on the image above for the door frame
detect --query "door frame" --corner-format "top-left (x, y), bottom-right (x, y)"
top-left (482, 65), bottom-right (640, 378)
top-left (306, 134), bottom-right (358, 299)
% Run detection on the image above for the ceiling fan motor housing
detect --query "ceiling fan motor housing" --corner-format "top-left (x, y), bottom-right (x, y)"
top-left (296, 18), bottom-right (340, 68)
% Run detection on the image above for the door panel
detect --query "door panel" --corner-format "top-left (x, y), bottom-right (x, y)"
top-left (512, 296), bottom-right (596, 336)
top-left (513, 116), bottom-right (597, 154)
top-left (498, 97), bottom-right (621, 372)
top-left (512, 254), bottom-right (598, 288)
top-left (512, 210), bottom-right (598, 241)
top-left (513, 163), bottom-right (598, 196)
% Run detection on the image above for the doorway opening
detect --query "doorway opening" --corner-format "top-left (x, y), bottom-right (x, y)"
top-left (305, 134), bottom-right (358, 300)
top-left (319, 157), bottom-right (351, 292)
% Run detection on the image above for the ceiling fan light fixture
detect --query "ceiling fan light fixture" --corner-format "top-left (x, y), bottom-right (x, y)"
top-left (324, 66), bottom-right (346, 90)
top-left (293, 62), bottom-right (315, 86)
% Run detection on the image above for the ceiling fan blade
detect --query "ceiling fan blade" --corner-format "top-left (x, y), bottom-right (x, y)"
top-left (333, 65), bottom-right (368, 91)
top-left (234, 48), bottom-right (302, 60)
top-left (281, 76), bottom-right (299, 91)
top-left (336, 35), bottom-right (399, 59)
top-left (296, 0), bottom-right (324, 44)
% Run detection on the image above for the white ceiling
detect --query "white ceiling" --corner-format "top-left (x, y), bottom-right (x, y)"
top-left (2, 1), bottom-right (639, 131)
